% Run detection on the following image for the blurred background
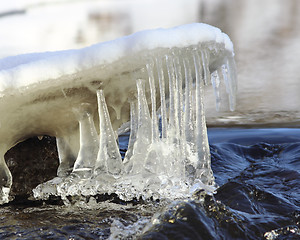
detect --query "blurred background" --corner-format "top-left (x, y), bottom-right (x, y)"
top-left (1, 0), bottom-right (300, 127)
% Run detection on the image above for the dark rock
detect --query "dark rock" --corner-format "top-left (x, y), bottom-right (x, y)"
top-left (5, 136), bottom-right (59, 198)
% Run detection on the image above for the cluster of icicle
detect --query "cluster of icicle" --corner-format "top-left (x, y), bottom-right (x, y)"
top-left (33, 45), bottom-right (236, 202)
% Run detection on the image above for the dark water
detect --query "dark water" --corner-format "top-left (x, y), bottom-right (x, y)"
top-left (1, 128), bottom-right (300, 239)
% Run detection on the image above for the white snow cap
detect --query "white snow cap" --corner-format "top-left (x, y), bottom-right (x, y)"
top-left (0, 23), bottom-right (233, 92)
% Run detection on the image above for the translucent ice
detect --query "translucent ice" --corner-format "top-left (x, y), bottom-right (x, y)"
top-left (0, 23), bottom-right (236, 204)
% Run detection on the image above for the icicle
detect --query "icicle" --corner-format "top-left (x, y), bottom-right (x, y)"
top-left (172, 51), bottom-right (186, 162)
top-left (156, 56), bottom-right (167, 139)
top-left (56, 136), bottom-right (76, 177)
top-left (165, 55), bottom-right (175, 128)
top-left (165, 54), bottom-right (179, 142)
top-left (224, 57), bottom-right (237, 111)
top-left (173, 51), bottom-right (184, 139)
top-left (95, 90), bottom-right (123, 177)
top-left (72, 103), bottom-right (99, 178)
top-left (128, 79), bottom-right (152, 174)
top-left (211, 70), bottom-right (221, 111)
top-left (123, 101), bottom-right (138, 165)
top-left (201, 49), bottom-right (211, 85)
top-left (183, 57), bottom-right (194, 143)
top-left (193, 50), bottom-right (212, 184)
top-left (136, 79), bottom-right (152, 137)
top-left (146, 59), bottom-right (159, 143)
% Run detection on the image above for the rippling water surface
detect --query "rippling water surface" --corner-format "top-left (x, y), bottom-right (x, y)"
top-left (1, 128), bottom-right (300, 239)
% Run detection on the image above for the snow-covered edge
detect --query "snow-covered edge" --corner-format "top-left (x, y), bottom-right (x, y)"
top-left (0, 23), bottom-right (233, 92)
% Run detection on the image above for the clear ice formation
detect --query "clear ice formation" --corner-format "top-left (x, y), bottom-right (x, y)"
top-left (0, 23), bottom-right (236, 204)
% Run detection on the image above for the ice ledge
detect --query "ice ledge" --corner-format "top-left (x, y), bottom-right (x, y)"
top-left (0, 23), bottom-right (236, 204)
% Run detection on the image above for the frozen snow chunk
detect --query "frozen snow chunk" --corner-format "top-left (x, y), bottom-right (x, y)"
top-left (0, 23), bottom-right (236, 204)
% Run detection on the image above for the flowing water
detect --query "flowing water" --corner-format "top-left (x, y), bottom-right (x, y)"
top-left (0, 128), bottom-right (299, 239)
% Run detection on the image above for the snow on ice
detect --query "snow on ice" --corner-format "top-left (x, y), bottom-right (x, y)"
top-left (0, 23), bottom-right (236, 204)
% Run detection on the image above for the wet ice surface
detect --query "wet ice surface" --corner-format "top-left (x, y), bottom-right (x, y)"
top-left (1, 128), bottom-right (300, 239)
